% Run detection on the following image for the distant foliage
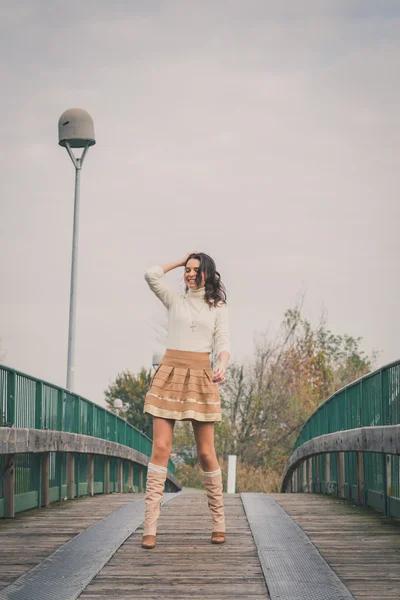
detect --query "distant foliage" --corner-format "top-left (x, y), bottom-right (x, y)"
top-left (104, 369), bottom-right (153, 438)
top-left (172, 302), bottom-right (375, 485)
top-left (176, 458), bottom-right (281, 493)
top-left (218, 305), bottom-right (374, 471)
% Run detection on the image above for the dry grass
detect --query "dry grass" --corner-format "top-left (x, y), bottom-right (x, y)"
top-left (176, 459), bottom-right (281, 493)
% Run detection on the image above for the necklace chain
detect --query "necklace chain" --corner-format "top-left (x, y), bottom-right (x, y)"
top-left (187, 292), bottom-right (206, 332)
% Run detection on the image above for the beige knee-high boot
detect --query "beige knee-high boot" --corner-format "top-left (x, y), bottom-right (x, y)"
top-left (142, 462), bottom-right (167, 549)
top-left (202, 467), bottom-right (226, 544)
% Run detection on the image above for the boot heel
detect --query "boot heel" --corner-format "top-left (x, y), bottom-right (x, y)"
top-left (211, 531), bottom-right (226, 544)
top-left (141, 535), bottom-right (157, 549)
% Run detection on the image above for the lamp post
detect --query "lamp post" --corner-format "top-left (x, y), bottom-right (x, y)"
top-left (58, 108), bottom-right (96, 391)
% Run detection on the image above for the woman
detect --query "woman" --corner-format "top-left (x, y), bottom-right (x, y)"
top-left (141, 251), bottom-right (230, 549)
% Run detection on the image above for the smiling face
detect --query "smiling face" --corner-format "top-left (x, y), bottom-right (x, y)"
top-left (184, 258), bottom-right (205, 289)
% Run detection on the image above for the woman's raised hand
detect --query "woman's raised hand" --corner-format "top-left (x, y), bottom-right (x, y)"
top-left (179, 251), bottom-right (199, 266)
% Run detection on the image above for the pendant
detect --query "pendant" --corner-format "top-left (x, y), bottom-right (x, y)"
top-left (190, 321), bottom-right (196, 332)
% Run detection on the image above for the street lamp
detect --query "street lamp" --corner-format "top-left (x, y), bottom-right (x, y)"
top-left (152, 352), bottom-right (163, 370)
top-left (114, 398), bottom-right (127, 419)
top-left (58, 108), bottom-right (96, 391)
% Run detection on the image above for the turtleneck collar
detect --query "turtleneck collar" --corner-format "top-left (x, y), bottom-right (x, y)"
top-left (187, 286), bottom-right (206, 300)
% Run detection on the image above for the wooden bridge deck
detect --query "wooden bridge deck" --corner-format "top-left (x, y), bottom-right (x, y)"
top-left (0, 491), bottom-right (399, 599)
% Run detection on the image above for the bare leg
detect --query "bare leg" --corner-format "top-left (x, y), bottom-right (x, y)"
top-left (191, 421), bottom-right (219, 472)
top-left (150, 416), bottom-right (175, 466)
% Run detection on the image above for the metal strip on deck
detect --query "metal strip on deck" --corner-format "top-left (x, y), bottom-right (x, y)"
top-left (241, 493), bottom-right (355, 600)
top-left (0, 493), bottom-right (179, 600)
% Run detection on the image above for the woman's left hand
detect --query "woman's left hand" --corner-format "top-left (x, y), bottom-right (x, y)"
top-left (212, 366), bottom-right (226, 384)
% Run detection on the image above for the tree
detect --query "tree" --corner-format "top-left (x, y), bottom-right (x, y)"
top-left (220, 304), bottom-right (374, 471)
top-left (105, 369), bottom-right (154, 438)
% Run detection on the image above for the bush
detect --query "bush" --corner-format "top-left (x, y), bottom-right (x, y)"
top-left (175, 458), bottom-right (281, 493)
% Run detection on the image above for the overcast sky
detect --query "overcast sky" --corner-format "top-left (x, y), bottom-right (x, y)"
top-left (1, 1), bottom-right (399, 406)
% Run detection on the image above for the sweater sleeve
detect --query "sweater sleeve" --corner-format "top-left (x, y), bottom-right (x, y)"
top-left (214, 304), bottom-right (231, 357)
top-left (144, 265), bottom-right (176, 309)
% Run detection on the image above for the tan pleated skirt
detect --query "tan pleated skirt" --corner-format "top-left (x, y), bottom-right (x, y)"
top-left (144, 349), bottom-right (221, 422)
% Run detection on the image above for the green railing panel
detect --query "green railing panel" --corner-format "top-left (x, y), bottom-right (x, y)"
top-left (94, 455), bottom-right (105, 492)
top-left (0, 363), bottom-right (178, 515)
top-left (0, 363), bottom-right (175, 477)
top-left (294, 360), bottom-right (400, 450)
top-left (15, 453), bottom-right (40, 496)
top-left (123, 461), bottom-right (130, 492)
top-left (15, 375), bottom-right (36, 429)
top-left (133, 464), bottom-right (141, 491)
top-left (291, 360), bottom-right (400, 517)
top-left (391, 455), bottom-right (400, 499)
top-left (42, 384), bottom-right (59, 430)
top-left (344, 451), bottom-right (358, 502)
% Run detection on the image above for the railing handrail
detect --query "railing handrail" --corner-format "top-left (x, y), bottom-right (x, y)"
top-left (293, 358), bottom-right (400, 448)
top-left (0, 362), bottom-right (152, 442)
top-left (0, 362), bottom-right (175, 473)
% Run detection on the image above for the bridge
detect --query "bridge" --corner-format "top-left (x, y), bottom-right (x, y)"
top-left (0, 361), bottom-right (399, 599)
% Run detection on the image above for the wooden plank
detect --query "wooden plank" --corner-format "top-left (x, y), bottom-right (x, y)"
top-left (79, 492), bottom-right (269, 599)
top-left (273, 493), bottom-right (400, 600)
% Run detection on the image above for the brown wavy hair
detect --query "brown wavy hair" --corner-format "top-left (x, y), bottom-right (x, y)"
top-left (185, 253), bottom-right (227, 308)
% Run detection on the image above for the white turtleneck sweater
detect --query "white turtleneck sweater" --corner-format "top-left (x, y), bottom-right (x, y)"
top-left (144, 265), bottom-right (230, 357)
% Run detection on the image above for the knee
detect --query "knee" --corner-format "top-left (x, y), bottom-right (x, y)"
top-left (197, 448), bottom-right (216, 470)
top-left (152, 439), bottom-right (172, 461)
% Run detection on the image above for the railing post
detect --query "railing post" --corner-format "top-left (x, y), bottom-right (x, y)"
top-left (337, 452), bottom-right (345, 499)
top-left (118, 459), bottom-right (123, 493)
top-left (75, 454), bottom-right (79, 498)
top-left (104, 457), bottom-right (110, 494)
top-left (302, 460), bottom-right (307, 492)
top-left (382, 454), bottom-right (389, 516)
top-left (386, 454), bottom-right (392, 499)
top-left (4, 454), bottom-right (15, 518)
top-left (296, 467), bottom-right (301, 492)
top-left (356, 451), bottom-right (365, 506)
top-left (41, 452), bottom-right (50, 507)
top-left (35, 381), bottom-right (43, 429)
top-left (315, 455), bottom-right (320, 493)
top-left (87, 454), bottom-right (94, 496)
top-left (6, 371), bottom-right (16, 426)
top-left (67, 453), bottom-right (75, 499)
top-left (58, 453), bottom-right (63, 501)
top-left (308, 458), bottom-right (313, 493)
top-left (128, 463), bottom-right (134, 491)
top-left (325, 453), bottom-right (331, 494)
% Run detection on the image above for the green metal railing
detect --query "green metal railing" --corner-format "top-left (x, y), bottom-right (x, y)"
top-left (292, 360), bottom-right (400, 516)
top-left (0, 364), bottom-right (175, 516)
